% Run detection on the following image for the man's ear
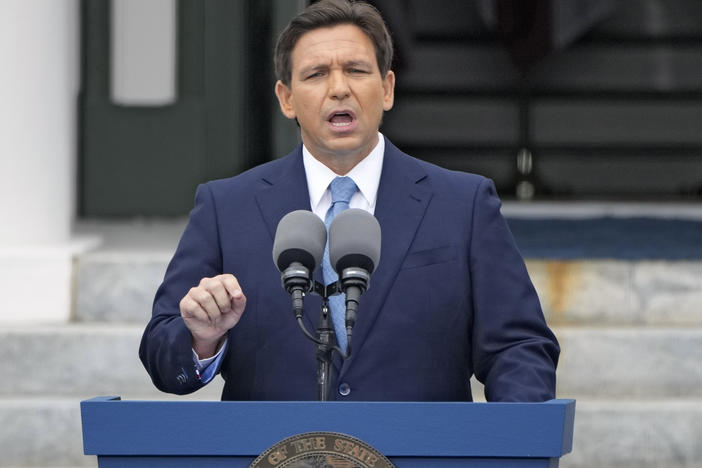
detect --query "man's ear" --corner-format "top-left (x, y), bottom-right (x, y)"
top-left (382, 70), bottom-right (395, 111)
top-left (275, 80), bottom-right (296, 119)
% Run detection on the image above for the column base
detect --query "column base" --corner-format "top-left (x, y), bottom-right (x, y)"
top-left (0, 236), bottom-right (100, 323)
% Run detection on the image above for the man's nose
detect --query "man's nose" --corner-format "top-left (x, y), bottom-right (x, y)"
top-left (328, 71), bottom-right (350, 99)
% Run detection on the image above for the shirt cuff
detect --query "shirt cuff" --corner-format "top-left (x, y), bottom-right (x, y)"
top-left (192, 339), bottom-right (228, 384)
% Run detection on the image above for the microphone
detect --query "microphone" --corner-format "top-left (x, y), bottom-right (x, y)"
top-left (272, 210), bottom-right (327, 318)
top-left (329, 208), bottom-right (381, 341)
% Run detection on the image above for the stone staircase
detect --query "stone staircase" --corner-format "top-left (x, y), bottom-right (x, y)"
top-left (0, 220), bottom-right (224, 468)
top-left (528, 259), bottom-right (702, 467)
top-left (1, 217), bottom-right (701, 467)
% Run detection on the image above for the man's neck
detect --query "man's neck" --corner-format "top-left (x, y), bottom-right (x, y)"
top-left (315, 155), bottom-right (362, 175)
top-left (302, 136), bottom-right (380, 175)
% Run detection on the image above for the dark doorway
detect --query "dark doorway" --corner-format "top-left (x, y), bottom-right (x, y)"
top-left (79, 0), bottom-right (274, 216)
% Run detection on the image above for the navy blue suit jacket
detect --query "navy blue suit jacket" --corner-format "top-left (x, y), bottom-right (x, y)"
top-left (140, 138), bottom-right (559, 402)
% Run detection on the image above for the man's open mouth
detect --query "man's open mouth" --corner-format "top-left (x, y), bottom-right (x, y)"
top-left (328, 110), bottom-right (356, 128)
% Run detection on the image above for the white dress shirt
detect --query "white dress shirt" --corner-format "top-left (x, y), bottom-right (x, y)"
top-left (303, 132), bottom-right (384, 219)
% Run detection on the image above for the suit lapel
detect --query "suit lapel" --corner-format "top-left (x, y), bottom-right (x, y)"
top-left (339, 139), bottom-right (432, 377)
top-left (255, 146), bottom-right (311, 239)
top-left (254, 146), bottom-right (322, 333)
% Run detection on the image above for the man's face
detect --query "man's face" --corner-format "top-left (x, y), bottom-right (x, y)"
top-left (275, 24), bottom-right (395, 172)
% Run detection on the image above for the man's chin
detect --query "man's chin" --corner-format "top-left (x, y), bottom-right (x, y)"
top-left (323, 133), bottom-right (376, 156)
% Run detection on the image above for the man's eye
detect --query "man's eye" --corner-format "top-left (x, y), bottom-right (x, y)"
top-left (306, 72), bottom-right (324, 79)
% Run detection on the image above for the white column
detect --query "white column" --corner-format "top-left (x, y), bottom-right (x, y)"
top-left (0, 0), bottom-right (93, 323)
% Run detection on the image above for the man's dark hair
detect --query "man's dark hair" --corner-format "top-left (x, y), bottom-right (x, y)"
top-left (274, 0), bottom-right (394, 86)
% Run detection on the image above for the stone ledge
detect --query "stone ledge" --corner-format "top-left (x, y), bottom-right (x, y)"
top-left (2, 324), bottom-right (700, 399)
top-left (71, 218), bottom-right (702, 326)
top-left (0, 324), bottom-right (224, 398)
top-left (0, 398), bottom-right (95, 467)
top-left (74, 251), bottom-right (702, 326)
top-left (562, 399), bottom-right (702, 468)
top-left (74, 253), bottom-right (171, 323)
top-left (527, 260), bottom-right (702, 325)
top-left (554, 327), bottom-right (702, 399)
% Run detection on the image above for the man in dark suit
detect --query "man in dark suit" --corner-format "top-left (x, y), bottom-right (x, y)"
top-left (140, 0), bottom-right (559, 402)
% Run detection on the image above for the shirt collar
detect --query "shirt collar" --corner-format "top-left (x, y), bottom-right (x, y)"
top-left (303, 133), bottom-right (385, 212)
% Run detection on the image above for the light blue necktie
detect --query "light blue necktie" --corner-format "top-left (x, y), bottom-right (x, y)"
top-left (322, 176), bottom-right (358, 352)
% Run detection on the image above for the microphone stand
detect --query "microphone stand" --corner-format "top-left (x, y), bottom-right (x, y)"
top-left (313, 282), bottom-right (344, 401)
top-left (291, 280), bottom-right (347, 401)
top-left (283, 267), bottom-right (355, 401)
top-left (315, 298), bottom-right (335, 401)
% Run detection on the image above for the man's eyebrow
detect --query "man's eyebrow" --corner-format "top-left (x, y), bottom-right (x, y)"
top-left (298, 63), bottom-right (329, 75)
top-left (297, 59), bottom-right (373, 76)
top-left (343, 59), bottom-right (372, 68)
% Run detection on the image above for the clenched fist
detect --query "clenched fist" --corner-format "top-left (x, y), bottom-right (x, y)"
top-left (180, 274), bottom-right (246, 358)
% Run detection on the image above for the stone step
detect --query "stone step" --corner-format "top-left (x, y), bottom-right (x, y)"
top-left (563, 399), bottom-right (702, 468)
top-left (0, 392), bottom-right (225, 468)
top-left (73, 219), bottom-right (184, 324)
top-left (1, 397), bottom-right (700, 468)
top-left (74, 246), bottom-right (702, 327)
top-left (0, 398), bottom-right (95, 467)
top-left (554, 327), bottom-right (702, 399)
top-left (1, 324), bottom-right (700, 399)
top-left (527, 260), bottom-right (702, 326)
top-left (74, 251), bottom-right (171, 324)
top-left (0, 324), bottom-right (224, 399)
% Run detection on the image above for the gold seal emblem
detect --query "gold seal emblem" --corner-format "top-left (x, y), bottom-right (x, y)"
top-left (249, 431), bottom-right (395, 468)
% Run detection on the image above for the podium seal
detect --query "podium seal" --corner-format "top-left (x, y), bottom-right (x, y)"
top-left (250, 431), bottom-right (394, 468)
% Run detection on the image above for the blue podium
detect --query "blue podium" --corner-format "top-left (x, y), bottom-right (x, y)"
top-left (81, 396), bottom-right (575, 467)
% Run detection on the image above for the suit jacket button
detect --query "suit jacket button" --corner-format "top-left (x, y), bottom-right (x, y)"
top-left (338, 382), bottom-right (351, 396)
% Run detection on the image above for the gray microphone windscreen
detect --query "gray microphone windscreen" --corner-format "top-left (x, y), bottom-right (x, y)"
top-left (272, 210), bottom-right (327, 272)
top-left (329, 208), bottom-right (381, 274)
